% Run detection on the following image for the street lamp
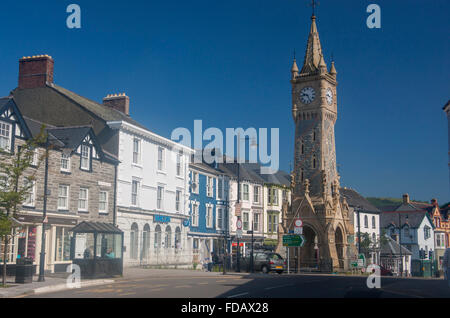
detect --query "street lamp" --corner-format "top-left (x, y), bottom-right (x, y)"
top-left (356, 206), bottom-right (361, 255)
top-left (38, 136), bottom-right (49, 282)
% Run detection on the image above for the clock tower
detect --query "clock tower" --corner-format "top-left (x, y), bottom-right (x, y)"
top-left (288, 13), bottom-right (355, 271)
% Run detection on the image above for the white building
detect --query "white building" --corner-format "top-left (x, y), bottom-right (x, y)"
top-left (108, 120), bottom-right (194, 268)
top-left (340, 187), bottom-right (381, 264)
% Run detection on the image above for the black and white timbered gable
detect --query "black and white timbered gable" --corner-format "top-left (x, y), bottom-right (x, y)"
top-left (47, 126), bottom-right (116, 172)
top-left (0, 97), bottom-right (32, 153)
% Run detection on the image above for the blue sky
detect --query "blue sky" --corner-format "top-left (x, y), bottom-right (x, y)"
top-left (0, 0), bottom-right (449, 203)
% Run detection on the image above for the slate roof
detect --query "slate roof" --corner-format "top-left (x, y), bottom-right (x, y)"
top-left (12, 83), bottom-right (148, 133)
top-left (380, 235), bottom-right (412, 256)
top-left (381, 211), bottom-right (432, 229)
top-left (70, 221), bottom-right (122, 234)
top-left (189, 161), bottom-right (221, 176)
top-left (47, 126), bottom-right (92, 149)
top-left (340, 187), bottom-right (380, 214)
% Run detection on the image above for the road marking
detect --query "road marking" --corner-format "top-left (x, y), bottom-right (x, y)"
top-left (216, 280), bottom-right (227, 283)
top-left (264, 284), bottom-right (294, 290)
top-left (227, 292), bottom-right (249, 298)
top-left (119, 292), bottom-right (137, 296)
top-left (175, 285), bottom-right (191, 288)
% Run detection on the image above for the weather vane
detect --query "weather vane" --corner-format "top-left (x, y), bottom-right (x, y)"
top-left (309, 0), bottom-right (319, 16)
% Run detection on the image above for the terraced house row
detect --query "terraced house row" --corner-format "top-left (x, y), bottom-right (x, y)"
top-left (0, 55), bottom-right (291, 275)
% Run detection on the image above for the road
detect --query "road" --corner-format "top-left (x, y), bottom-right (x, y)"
top-left (24, 270), bottom-right (450, 298)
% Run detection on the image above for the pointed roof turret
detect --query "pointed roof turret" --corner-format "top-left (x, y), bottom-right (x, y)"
top-left (300, 15), bottom-right (327, 75)
top-left (329, 60), bottom-right (337, 76)
top-left (291, 58), bottom-right (299, 79)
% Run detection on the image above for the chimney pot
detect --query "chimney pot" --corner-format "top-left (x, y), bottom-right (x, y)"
top-left (18, 54), bottom-right (54, 89)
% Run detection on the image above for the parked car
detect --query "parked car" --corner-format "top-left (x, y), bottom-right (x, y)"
top-left (233, 252), bottom-right (285, 274)
top-left (379, 265), bottom-right (394, 276)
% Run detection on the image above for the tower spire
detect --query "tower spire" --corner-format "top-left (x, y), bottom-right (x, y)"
top-left (300, 9), bottom-right (327, 75)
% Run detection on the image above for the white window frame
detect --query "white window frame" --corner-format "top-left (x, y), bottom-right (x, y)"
top-left (23, 180), bottom-right (36, 207)
top-left (78, 187), bottom-right (89, 212)
top-left (191, 202), bottom-right (199, 227)
top-left (132, 138), bottom-right (141, 165)
top-left (253, 213), bottom-right (260, 232)
top-left (131, 179), bottom-right (140, 207)
top-left (157, 186), bottom-right (164, 210)
top-left (175, 190), bottom-right (182, 212)
top-left (31, 148), bottom-right (39, 166)
top-left (191, 172), bottom-right (199, 194)
top-left (60, 152), bottom-right (71, 172)
top-left (206, 204), bottom-right (213, 228)
top-left (99, 191), bottom-right (108, 214)
top-left (206, 176), bottom-right (213, 197)
top-left (243, 211), bottom-right (249, 231)
top-left (0, 121), bottom-right (12, 152)
top-left (58, 185), bottom-right (69, 210)
top-left (217, 207), bottom-right (223, 230)
top-left (242, 184), bottom-right (249, 201)
top-left (80, 145), bottom-right (90, 171)
top-left (157, 147), bottom-right (165, 171)
top-left (253, 186), bottom-right (260, 204)
top-left (217, 178), bottom-right (223, 200)
top-left (176, 151), bottom-right (182, 176)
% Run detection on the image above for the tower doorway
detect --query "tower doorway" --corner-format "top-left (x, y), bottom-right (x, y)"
top-left (335, 227), bottom-right (344, 269)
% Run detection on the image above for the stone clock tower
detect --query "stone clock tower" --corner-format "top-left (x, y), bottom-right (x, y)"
top-left (287, 14), bottom-right (355, 271)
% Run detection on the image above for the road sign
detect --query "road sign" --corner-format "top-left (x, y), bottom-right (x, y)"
top-left (294, 227), bottom-right (303, 235)
top-left (236, 229), bottom-right (243, 239)
top-left (43, 216), bottom-right (48, 223)
top-left (236, 219), bottom-right (242, 230)
top-left (282, 234), bottom-right (305, 247)
top-left (235, 203), bottom-right (241, 216)
top-left (294, 219), bottom-right (303, 228)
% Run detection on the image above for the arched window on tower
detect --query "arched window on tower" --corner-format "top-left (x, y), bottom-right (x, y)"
top-left (301, 141), bottom-right (305, 155)
top-left (313, 129), bottom-right (316, 141)
top-left (300, 168), bottom-right (304, 182)
top-left (312, 155), bottom-right (317, 169)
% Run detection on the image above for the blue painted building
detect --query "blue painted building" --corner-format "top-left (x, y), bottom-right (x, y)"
top-left (188, 159), bottom-right (229, 267)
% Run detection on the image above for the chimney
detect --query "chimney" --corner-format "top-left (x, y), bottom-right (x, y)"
top-left (103, 93), bottom-right (130, 116)
top-left (402, 193), bottom-right (410, 205)
top-left (18, 55), bottom-right (54, 89)
top-left (431, 198), bottom-right (438, 206)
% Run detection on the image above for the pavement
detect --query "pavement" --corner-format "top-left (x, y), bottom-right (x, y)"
top-left (1, 267), bottom-right (449, 298)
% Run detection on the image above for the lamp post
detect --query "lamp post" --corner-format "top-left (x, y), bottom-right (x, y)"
top-left (356, 206), bottom-right (361, 255)
top-left (38, 137), bottom-right (49, 282)
top-left (398, 213), bottom-right (408, 277)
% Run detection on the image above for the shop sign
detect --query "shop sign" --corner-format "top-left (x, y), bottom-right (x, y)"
top-left (154, 215), bottom-right (171, 223)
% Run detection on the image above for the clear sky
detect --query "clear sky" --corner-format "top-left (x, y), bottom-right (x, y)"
top-left (0, 0), bottom-right (449, 203)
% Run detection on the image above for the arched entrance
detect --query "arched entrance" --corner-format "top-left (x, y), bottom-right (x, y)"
top-left (300, 225), bottom-right (319, 269)
top-left (335, 227), bottom-right (344, 269)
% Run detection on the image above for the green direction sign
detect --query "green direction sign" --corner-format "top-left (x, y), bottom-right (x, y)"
top-left (283, 234), bottom-right (305, 247)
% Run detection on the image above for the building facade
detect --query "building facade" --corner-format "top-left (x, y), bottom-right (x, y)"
top-left (0, 97), bottom-right (117, 274)
top-left (111, 120), bottom-right (193, 268)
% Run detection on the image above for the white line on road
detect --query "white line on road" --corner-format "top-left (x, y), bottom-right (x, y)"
top-left (227, 292), bottom-right (249, 298)
top-left (264, 284), bottom-right (294, 290)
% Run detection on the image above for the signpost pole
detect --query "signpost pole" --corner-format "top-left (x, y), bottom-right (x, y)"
top-left (287, 247), bottom-right (290, 274)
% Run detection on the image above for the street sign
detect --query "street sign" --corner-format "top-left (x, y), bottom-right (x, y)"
top-left (294, 227), bottom-right (303, 235)
top-left (236, 219), bottom-right (242, 230)
top-left (236, 229), bottom-right (243, 239)
top-left (282, 234), bottom-right (305, 247)
top-left (294, 219), bottom-right (303, 228)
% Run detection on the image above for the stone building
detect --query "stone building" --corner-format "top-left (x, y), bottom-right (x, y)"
top-left (0, 97), bottom-right (118, 274)
top-left (288, 13), bottom-right (355, 271)
top-left (10, 55), bottom-right (193, 269)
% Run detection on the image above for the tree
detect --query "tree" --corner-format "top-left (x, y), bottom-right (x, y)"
top-left (0, 126), bottom-right (46, 286)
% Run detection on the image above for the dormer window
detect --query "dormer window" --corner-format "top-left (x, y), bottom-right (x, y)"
top-left (0, 122), bottom-right (12, 152)
top-left (80, 145), bottom-right (90, 170)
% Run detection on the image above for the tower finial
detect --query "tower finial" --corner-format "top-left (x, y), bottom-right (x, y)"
top-left (309, 0), bottom-right (319, 18)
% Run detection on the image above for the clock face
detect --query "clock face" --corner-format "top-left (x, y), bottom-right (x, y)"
top-left (300, 87), bottom-right (315, 104)
top-left (326, 88), bottom-right (333, 105)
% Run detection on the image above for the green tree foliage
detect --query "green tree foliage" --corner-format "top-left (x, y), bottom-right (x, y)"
top-left (0, 126), bottom-right (46, 286)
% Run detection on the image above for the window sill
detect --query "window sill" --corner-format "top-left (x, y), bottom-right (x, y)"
top-left (60, 170), bottom-right (71, 174)
top-left (99, 212), bottom-right (109, 215)
top-left (78, 210), bottom-right (89, 214)
top-left (57, 209), bottom-right (70, 212)
top-left (157, 170), bottom-right (167, 175)
top-left (23, 204), bottom-right (35, 208)
top-left (131, 163), bottom-right (143, 169)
